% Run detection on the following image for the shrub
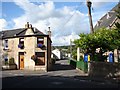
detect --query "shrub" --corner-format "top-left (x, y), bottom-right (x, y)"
top-left (9, 57), bottom-right (15, 65)
top-left (5, 61), bottom-right (8, 65)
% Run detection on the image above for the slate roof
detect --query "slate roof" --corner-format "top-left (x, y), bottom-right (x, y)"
top-left (94, 3), bottom-right (120, 30)
top-left (0, 27), bottom-right (47, 39)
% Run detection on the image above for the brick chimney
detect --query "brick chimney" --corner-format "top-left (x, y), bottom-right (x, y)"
top-left (48, 27), bottom-right (51, 38)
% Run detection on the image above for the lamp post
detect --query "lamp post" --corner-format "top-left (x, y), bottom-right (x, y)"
top-left (86, 0), bottom-right (94, 33)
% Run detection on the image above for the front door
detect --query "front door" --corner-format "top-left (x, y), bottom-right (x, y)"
top-left (19, 52), bottom-right (24, 69)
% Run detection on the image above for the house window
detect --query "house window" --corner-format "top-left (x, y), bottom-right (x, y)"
top-left (37, 37), bottom-right (44, 48)
top-left (18, 38), bottom-right (24, 49)
top-left (4, 39), bottom-right (8, 50)
top-left (4, 55), bottom-right (8, 65)
top-left (37, 37), bottom-right (44, 44)
top-left (35, 52), bottom-right (45, 65)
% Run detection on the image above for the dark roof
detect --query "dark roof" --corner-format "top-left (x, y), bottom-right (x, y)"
top-left (0, 27), bottom-right (47, 39)
top-left (94, 3), bottom-right (120, 30)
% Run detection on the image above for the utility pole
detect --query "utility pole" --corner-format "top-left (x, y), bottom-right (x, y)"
top-left (86, 0), bottom-right (94, 33)
top-left (70, 39), bottom-right (72, 58)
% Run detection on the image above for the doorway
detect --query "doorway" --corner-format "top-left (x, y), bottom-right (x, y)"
top-left (19, 52), bottom-right (24, 69)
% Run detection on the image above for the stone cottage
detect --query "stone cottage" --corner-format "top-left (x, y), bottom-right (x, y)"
top-left (0, 22), bottom-right (52, 71)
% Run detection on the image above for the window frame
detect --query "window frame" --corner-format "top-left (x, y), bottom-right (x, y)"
top-left (37, 37), bottom-right (44, 45)
top-left (4, 39), bottom-right (8, 50)
top-left (18, 37), bottom-right (24, 49)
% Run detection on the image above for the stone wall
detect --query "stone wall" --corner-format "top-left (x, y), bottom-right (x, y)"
top-left (89, 62), bottom-right (120, 78)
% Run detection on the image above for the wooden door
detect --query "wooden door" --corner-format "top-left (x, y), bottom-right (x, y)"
top-left (19, 53), bottom-right (24, 69)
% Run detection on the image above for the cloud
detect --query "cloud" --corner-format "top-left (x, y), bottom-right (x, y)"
top-left (12, 0), bottom-right (90, 46)
top-left (11, 0), bottom-right (114, 46)
top-left (84, 0), bottom-right (118, 9)
top-left (52, 32), bottom-right (80, 46)
top-left (0, 19), bottom-right (8, 31)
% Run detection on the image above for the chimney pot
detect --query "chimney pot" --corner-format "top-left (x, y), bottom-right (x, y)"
top-left (48, 27), bottom-right (50, 31)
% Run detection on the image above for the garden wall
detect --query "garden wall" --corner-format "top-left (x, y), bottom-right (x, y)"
top-left (89, 62), bottom-right (120, 78)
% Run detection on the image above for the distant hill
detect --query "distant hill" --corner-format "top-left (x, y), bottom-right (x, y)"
top-left (52, 45), bottom-right (76, 53)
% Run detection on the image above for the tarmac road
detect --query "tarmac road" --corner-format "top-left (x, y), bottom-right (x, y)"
top-left (2, 59), bottom-right (119, 89)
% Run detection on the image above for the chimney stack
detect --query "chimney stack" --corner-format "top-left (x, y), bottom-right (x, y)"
top-left (48, 27), bottom-right (51, 38)
top-left (25, 22), bottom-right (29, 28)
top-left (25, 22), bottom-right (32, 29)
top-left (29, 24), bottom-right (32, 29)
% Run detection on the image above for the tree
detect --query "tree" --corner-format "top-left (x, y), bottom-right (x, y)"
top-left (74, 28), bottom-right (120, 61)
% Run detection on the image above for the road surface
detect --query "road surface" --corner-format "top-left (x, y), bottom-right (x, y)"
top-left (2, 59), bottom-right (119, 88)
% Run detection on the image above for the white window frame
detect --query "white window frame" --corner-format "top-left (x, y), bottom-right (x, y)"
top-left (4, 39), bottom-right (8, 50)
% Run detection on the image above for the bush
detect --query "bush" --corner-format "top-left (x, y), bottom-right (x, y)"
top-left (80, 55), bottom-right (83, 60)
top-left (31, 55), bottom-right (37, 60)
top-left (5, 61), bottom-right (8, 65)
top-left (51, 58), bottom-right (56, 64)
top-left (9, 57), bottom-right (15, 65)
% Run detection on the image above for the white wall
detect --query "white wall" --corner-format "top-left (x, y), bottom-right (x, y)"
top-left (52, 49), bottom-right (61, 59)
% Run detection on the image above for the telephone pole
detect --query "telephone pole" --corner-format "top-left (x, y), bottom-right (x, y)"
top-left (70, 39), bottom-right (72, 58)
top-left (86, 0), bottom-right (94, 33)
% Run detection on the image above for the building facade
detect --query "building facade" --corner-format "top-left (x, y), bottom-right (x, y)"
top-left (0, 22), bottom-right (52, 71)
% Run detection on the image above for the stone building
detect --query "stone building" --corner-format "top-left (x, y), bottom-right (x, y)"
top-left (0, 22), bottom-right (52, 71)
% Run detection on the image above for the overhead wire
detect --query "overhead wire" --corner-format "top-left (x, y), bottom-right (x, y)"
top-left (60, 2), bottom-right (84, 45)
top-left (61, 2), bottom-right (84, 34)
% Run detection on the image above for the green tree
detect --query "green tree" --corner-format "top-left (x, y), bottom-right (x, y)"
top-left (74, 28), bottom-right (120, 61)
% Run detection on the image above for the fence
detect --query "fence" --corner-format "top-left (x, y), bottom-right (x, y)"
top-left (69, 58), bottom-right (88, 73)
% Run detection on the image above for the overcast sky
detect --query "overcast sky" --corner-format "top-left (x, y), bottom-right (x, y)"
top-left (0, 0), bottom-right (119, 46)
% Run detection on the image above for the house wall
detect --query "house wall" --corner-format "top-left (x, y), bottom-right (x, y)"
top-left (1, 38), bottom-right (19, 68)
top-left (24, 36), bottom-right (35, 70)
top-left (4, 36), bottom-right (48, 70)
top-left (52, 49), bottom-right (61, 59)
top-left (25, 28), bottom-right (34, 35)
